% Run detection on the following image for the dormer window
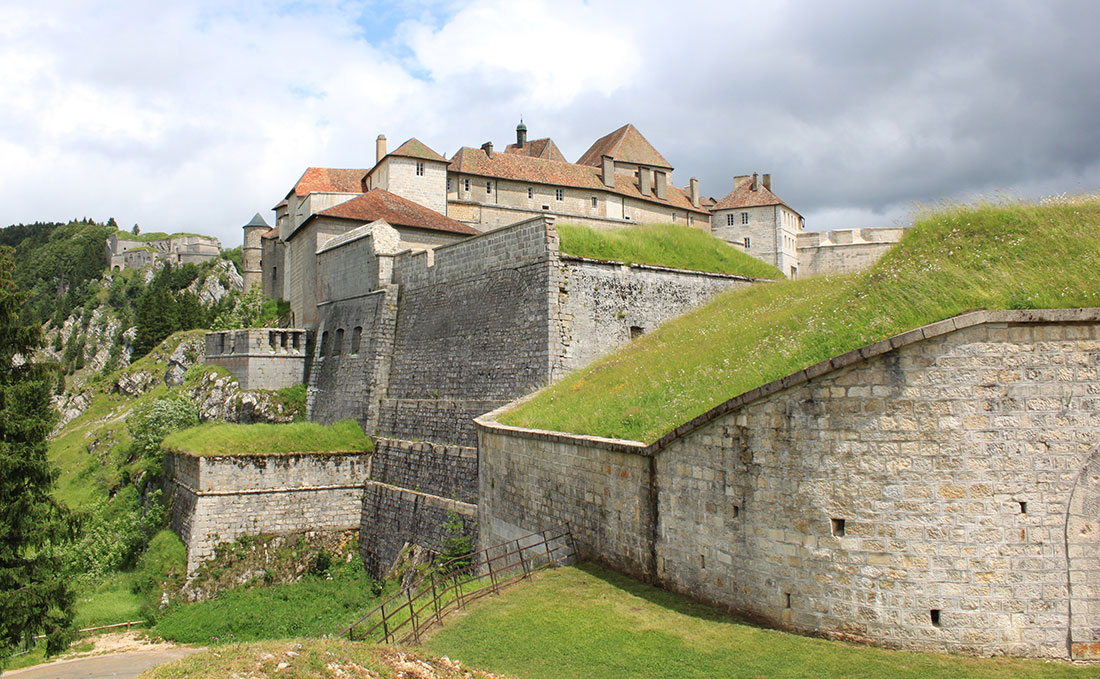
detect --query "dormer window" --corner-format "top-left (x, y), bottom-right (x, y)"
top-left (415, 161), bottom-right (425, 176)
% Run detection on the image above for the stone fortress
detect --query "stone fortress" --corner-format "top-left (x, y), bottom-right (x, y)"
top-left (172, 121), bottom-right (1100, 659)
top-left (106, 231), bottom-right (222, 271)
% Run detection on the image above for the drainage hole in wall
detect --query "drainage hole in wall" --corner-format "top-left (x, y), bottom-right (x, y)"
top-left (831, 518), bottom-right (846, 537)
top-left (1019, 501), bottom-right (1027, 514)
top-left (630, 325), bottom-right (645, 340)
top-left (930, 609), bottom-right (941, 627)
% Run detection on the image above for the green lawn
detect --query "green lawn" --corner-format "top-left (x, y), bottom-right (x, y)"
top-left (558, 222), bottom-right (783, 279)
top-left (161, 420), bottom-right (372, 457)
top-left (423, 564), bottom-right (1100, 679)
top-left (502, 195), bottom-right (1100, 442)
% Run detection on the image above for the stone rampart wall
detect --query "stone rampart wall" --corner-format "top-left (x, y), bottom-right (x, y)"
top-left (370, 437), bottom-right (478, 504)
top-left (359, 482), bottom-right (477, 577)
top-left (166, 451), bottom-right (369, 573)
top-left (205, 329), bottom-right (308, 391)
top-left (554, 257), bottom-right (754, 377)
top-left (477, 309), bottom-right (1100, 658)
top-left (796, 227), bottom-right (905, 277)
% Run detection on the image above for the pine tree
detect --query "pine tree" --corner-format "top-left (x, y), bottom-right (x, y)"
top-left (0, 246), bottom-right (74, 662)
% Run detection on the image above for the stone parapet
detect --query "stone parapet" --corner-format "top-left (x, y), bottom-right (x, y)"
top-left (205, 328), bottom-right (309, 391)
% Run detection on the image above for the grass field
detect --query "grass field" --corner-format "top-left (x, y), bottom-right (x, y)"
top-left (501, 196), bottom-right (1100, 442)
top-left (161, 420), bottom-right (372, 457)
top-left (423, 564), bottom-right (1100, 679)
top-left (557, 222), bottom-right (783, 279)
top-left (153, 569), bottom-right (383, 644)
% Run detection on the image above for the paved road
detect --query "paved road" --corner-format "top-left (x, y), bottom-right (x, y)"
top-left (5, 648), bottom-right (201, 679)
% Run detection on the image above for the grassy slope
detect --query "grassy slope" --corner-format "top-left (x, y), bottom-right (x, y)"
top-left (423, 564), bottom-right (1100, 679)
top-left (161, 420), bottom-right (372, 457)
top-left (557, 222), bottom-right (783, 279)
top-left (502, 196), bottom-right (1100, 442)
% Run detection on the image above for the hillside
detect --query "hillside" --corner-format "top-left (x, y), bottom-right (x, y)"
top-left (500, 195), bottom-right (1100, 442)
top-left (557, 222), bottom-right (782, 279)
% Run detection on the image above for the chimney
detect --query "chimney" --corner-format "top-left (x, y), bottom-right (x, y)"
top-left (481, 141), bottom-right (493, 159)
top-left (516, 119), bottom-right (527, 148)
top-left (601, 154), bottom-right (615, 188)
top-left (655, 170), bottom-right (668, 200)
top-left (376, 135), bottom-right (387, 164)
top-left (762, 173), bottom-right (771, 191)
top-left (689, 177), bottom-right (700, 208)
top-left (752, 173), bottom-right (759, 192)
top-left (639, 167), bottom-right (652, 197)
top-left (734, 175), bottom-right (751, 190)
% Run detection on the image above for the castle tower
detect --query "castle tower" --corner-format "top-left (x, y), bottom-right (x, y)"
top-left (242, 212), bottom-right (270, 291)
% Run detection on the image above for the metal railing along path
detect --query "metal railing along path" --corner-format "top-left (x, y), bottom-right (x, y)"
top-left (338, 524), bottom-right (576, 645)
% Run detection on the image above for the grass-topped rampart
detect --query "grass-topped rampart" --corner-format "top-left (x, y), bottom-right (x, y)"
top-left (502, 195), bottom-right (1100, 442)
top-left (161, 420), bottom-right (372, 457)
top-left (557, 222), bottom-right (782, 279)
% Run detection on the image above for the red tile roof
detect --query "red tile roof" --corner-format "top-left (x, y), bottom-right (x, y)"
top-left (289, 167), bottom-right (368, 197)
top-left (261, 227), bottom-right (278, 240)
top-left (314, 189), bottom-right (478, 235)
top-left (576, 124), bottom-right (672, 169)
top-left (388, 138), bottom-right (447, 163)
top-left (504, 137), bottom-right (567, 163)
top-left (713, 183), bottom-right (797, 213)
top-left (448, 147), bottom-right (707, 214)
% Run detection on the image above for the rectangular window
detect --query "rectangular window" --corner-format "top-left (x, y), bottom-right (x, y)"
top-left (555, 188), bottom-right (564, 201)
top-left (672, 213), bottom-right (677, 222)
top-left (744, 237), bottom-right (750, 249)
top-left (415, 161), bottom-right (424, 176)
top-left (591, 196), bottom-right (598, 208)
top-left (486, 181), bottom-right (492, 194)
top-left (447, 178), bottom-right (452, 191)
top-left (464, 178), bottom-right (470, 192)
top-left (727, 214), bottom-right (735, 226)
top-left (528, 187), bottom-right (534, 199)
top-left (741, 212), bottom-right (749, 224)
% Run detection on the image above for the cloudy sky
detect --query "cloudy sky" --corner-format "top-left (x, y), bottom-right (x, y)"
top-left (1, 0), bottom-right (1097, 245)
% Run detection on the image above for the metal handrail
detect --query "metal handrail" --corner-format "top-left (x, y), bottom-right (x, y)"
top-left (337, 524), bottom-right (574, 644)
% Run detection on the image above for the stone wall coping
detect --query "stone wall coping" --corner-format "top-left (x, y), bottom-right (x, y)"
top-left (169, 477), bottom-right (365, 497)
top-left (366, 479), bottom-right (478, 517)
top-left (204, 351), bottom-right (307, 359)
top-left (317, 288), bottom-right (388, 307)
top-left (561, 254), bottom-right (764, 282)
top-left (373, 436), bottom-right (478, 457)
top-left (170, 451), bottom-right (371, 460)
top-left (476, 307), bottom-right (1100, 456)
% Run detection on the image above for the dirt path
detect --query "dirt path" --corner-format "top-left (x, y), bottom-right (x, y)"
top-left (6, 632), bottom-right (202, 679)
top-left (5, 647), bottom-right (201, 679)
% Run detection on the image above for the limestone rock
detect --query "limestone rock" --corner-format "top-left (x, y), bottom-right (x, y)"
top-left (165, 334), bottom-right (206, 386)
top-left (188, 260), bottom-right (244, 307)
top-left (116, 370), bottom-right (156, 397)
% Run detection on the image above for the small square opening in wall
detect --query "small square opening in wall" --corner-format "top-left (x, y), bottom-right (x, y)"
top-left (630, 326), bottom-right (645, 340)
top-left (731, 505), bottom-right (740, 519)
top-left (1019, 501), bottom-right (1028, 514)
top-left (930, 609), bottom-right (941, 627)
top-left (831, 518), bottom-right (846, 537)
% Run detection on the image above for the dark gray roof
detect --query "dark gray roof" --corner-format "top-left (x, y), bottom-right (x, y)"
top-left (245, 212), bottom-right (270, 227)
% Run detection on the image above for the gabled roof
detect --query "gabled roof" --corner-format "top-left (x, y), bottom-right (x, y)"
top-left (261, 227), bottom-right (279, 240)
top-left (388, 138), bottom-right (447, 163)
top-left (313, 189), bottom-right (478, 236)
top-left (576, 124), bottom-right (672, 170)
top-left (504, 137), bottom-right (567, 163)
top-left (713, 183), bottom-right (797, 214)
top-left (288, 167), bottom-right (368, 197)
top-left (448, 147), bottom-right (707, 215)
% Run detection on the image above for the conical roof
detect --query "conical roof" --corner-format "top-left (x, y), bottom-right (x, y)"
top-left (245, 212), bottom-right (270, 228)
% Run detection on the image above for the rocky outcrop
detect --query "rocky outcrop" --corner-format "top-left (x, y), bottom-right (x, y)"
top-left (187, 260), bottom-right (244, 307)
top-left (186, 370), bottom-right (301, 424)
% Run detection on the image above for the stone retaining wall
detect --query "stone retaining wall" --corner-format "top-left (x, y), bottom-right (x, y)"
top-left (477, 308), bottom-right (1100, 658)
top-left (166, 451), bottom-right (369, 573)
